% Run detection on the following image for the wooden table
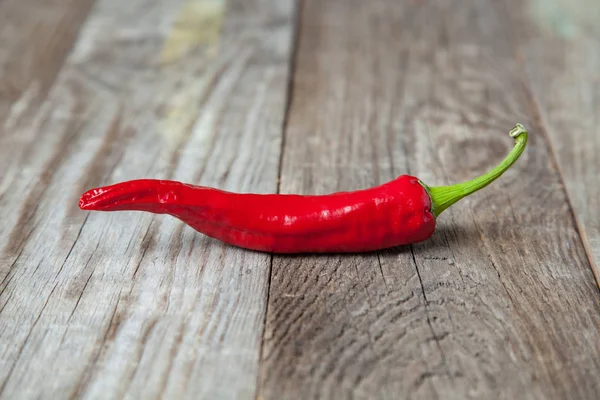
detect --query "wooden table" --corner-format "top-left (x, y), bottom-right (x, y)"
top-left (1, 0), bottom-right (599, 398)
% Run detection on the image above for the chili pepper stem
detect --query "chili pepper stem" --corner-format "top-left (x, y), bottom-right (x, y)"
top-left (422, 123), bottom-right (528, 218)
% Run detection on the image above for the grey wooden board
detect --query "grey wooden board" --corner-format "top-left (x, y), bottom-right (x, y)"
top-left (511, 0), bottom-right (600, 285)
top-left (0, 0), bottom-right (96, 127)
top-left (0, 0), bottom-right (295, 398)
top-left (0, 0), bottom-right (96, 214)
top-left (2, 0), bottom-right (600, 399)
top-left (258, 0), bottom-right (600, 399)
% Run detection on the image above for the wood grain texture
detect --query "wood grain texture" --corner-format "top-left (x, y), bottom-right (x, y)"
top-left (258, 0), bottom-right (600, 399)
top-left (0, 0), bottom-right (96, 127)
top-left (0, 0), bottom-right (295, 398)
top-left (509, 0), bottom-right (600, 285)
top-left (0, 0), bottom-right (96, 223)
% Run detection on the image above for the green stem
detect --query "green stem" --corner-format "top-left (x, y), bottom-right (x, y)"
top-left (422, 123), bottom-right (528, 218)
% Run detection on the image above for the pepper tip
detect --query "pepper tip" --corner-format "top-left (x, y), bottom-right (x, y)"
top-left (79, 192), bottom-right (92, 210)
top-left (78, 187), bottom-right (107, 211)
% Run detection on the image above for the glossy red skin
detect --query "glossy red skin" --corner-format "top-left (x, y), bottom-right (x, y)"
top-left (79, 176), bottom-right (436, 253)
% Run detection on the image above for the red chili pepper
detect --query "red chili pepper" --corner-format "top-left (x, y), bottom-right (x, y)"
top-left (79, 124), bottom-right (527, 253)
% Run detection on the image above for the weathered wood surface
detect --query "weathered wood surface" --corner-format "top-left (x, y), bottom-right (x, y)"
top-left (0, 0), bottom-right (95, 127)
top-left (0, 0), bottom-right (294, 398)
top-left (511, 0), bottom-right (600, 284)
top-left (1, 0), bottom-right (600, 399)
top-left (259, 0), bottom-right (600, 399)
top-left (0, 0), bottom-right (96, 200)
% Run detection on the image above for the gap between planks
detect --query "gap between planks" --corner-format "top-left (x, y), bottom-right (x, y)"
top-left (256, 0), bottom-right (305, 398)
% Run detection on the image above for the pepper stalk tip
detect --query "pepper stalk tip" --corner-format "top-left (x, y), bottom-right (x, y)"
top-left (510, 123), bottom-right (527, 138)
top-left (424, 123), bottom-right (528, 217)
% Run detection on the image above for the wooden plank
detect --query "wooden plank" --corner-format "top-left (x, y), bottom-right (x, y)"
top-left (258, 0), bottom-right (600, 399)
top-left (0, 0), bottom-right (95, 126)
top-left (0, 0), bottom-right (96, 221)
top-left (0, 0), bottom-right (295, 398)
top-left (509, 0), bottom-right (600, 285)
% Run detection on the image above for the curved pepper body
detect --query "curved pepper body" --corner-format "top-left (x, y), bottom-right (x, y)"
top-left (79, 125), bottom-right (528, 254)
top-left (79, 176), bottom-right (436, 253)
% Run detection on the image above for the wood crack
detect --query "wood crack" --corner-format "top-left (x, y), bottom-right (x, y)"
top-left (64, 243), bottom-right (98, 328)
top-left (121, 319), bottom-right (158, 398)
top-left (0, 280), bottom-right (60, 396)
top-left (487, 254), bottom-right (515, 304)
top-left (410, 245), bottom-right (452, 381)
top-left (70, 290), bottom-right (122, 399)
top-left (0, 264), bottom-right (18, 298)
top-left (0, 288), bottom-right (15, 315)
top-left (376, 254), bottom-right (389, 293)
top-left (131, 220), bottom-right (155, 279)
top-left (55, 214), bottom-right (90, 281)
top-left (256, 0), bottom-right (304, 398)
